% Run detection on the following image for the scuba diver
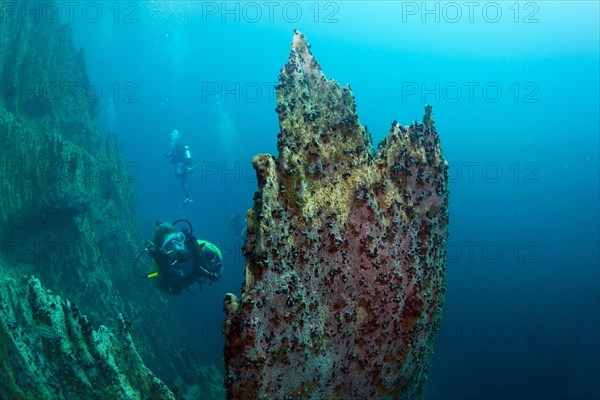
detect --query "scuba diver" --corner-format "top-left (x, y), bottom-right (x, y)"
top-left (134, 219), bottom-right (222, 295)
top-left (164, 129), bottom-right (194, 204)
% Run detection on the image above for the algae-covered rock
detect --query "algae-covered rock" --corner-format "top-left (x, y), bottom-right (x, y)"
top-left (223, 31), bottom-right (449, 399)
top-left (0, 1), bottom-right (224, 398)
top-left (0, 275), bottom-right (176, 400)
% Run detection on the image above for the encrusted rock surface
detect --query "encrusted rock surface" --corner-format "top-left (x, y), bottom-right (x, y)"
top-left (224, 31), bottom-right (449, 399)
top-left (0, 275), bottom-right (176, 400)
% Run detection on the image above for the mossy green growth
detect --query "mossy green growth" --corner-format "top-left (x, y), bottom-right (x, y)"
top-left (0, 275), bottom-right (177, 400)
top-left (0, 2), bottom-right (225, 398)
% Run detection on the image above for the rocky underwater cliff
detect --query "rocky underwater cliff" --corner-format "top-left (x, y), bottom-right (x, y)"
top-left (0, 2), bottom-right (222, 399)
top-left (223, 31), bottom-right (449, 399)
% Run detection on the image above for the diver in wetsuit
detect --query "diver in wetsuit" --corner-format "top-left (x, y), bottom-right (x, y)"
top-left (164, 130), bottom-right (193, 203)
top-left (140, 220), bottom-right (222, 295)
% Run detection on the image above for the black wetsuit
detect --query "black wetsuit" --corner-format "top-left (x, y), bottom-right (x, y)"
top-left (168, 143), bottom-right (192, 199)
top-left (153, 236), bottom-right (221, 295)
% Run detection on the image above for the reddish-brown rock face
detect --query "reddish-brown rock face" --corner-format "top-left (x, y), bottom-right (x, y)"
top-left (224, 30), bottom-right (449, 400)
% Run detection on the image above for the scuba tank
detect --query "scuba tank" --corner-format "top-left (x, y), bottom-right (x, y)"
top-left (183, 145), bottom-right (192, 165)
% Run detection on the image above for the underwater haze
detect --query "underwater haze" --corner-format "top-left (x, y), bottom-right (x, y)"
top-left (42, 1), bottom-right (600, 399)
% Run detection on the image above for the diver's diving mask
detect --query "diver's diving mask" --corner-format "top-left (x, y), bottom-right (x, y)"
top-left (160, 232), bottom-right (186, 256)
